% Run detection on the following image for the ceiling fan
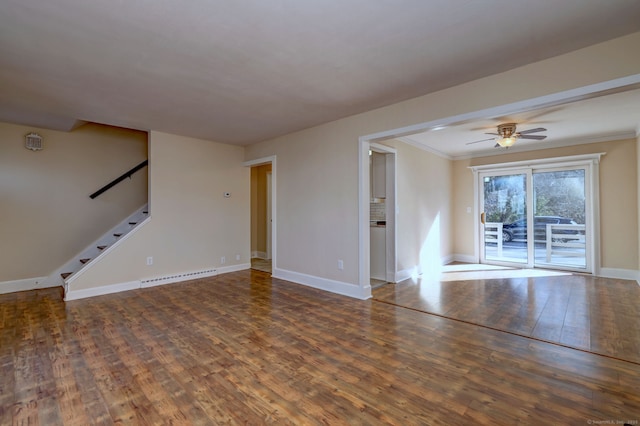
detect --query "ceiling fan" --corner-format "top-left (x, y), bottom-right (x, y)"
top-left (466, 123), bottom-right (547, 148)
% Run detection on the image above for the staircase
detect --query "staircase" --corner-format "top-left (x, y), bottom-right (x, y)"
top-left (46, 204), bottom-right (149, 290)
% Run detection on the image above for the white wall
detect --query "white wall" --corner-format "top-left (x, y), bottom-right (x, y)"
top-left (69, 131), bottom-right (250, 292)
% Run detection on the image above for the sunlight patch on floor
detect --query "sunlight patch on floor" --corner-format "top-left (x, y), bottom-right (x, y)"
top-left (440, 265), bottom-right (571, 282)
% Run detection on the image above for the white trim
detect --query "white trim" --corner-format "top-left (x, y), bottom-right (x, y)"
top-left (65, 280), bottom-right (141, 301)
top-left (396, 136), bottom-right (453, 160)
top-left (273, 267), bottom-right (371, 300)
top-left (360, 74), bottom-right (640, 145)
top-left (394, 267), bottom-right (415, 283)
top-left (452, 132), bottom-right (635, 161)
top-left (451, 254), bottom-right (478, 264)
top-left (0, 276), bottom-right (50, 294)
top-left (244, 155), bottom-right (277, 273)
top-left (440, 254), bottom-right (455, 265)
top-left (65, 263), bottom-right (252, 300)
top-left (358, 137), bottom-right (371, 290)
top-left (359, 140), bottom-right (398, 294)
top-left (598, 268), bottom-right (640, 283)
top-left (469, 153), bottom-right (605, 172)
top-left (65, 216), bottom-right (152, 284)
top-left (251, 251), bottom-right (268, 259)
top-left (472, 154), bottom-right (601, 274)
top-left (217, 263), bottom-right (251, 275)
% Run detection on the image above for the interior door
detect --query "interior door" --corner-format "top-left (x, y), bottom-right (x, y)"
top-left (479, 170), bottom-right (533, 267)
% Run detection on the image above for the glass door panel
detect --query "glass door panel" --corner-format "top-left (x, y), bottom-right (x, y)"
top-left (533, 168), bottom-right (587, 270)
top-left (480, 172), bottom-right (529, 265)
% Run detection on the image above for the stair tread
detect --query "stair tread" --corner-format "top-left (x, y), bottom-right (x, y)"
top-left (97, 245), bottom-right (107, 250)
top-left (129, 222), bottom-right (137, 225)
top-left (61, 272), bottom-right (72, 279)
top-left (79, 258), bottom-right (90, 264)
top-left (114, 233), bottom-right (123, 237)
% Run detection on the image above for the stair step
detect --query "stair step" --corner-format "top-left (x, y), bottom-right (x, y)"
top-left (97, 245), bottom-right (107, 250)
top-left (61, 272), bottom-right (72, 279)
top-left (129, 222), bottom-right (137, 225)
top-left (143, 211), bottom-right (148, 214)
top-left (79, 258), bottom-right (91, 264)
top-left (114, 233), bottom-right (123, 237)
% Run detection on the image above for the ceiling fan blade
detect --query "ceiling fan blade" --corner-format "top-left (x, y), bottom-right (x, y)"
top-left (518, 127), bottom-right (547, 135)
top-left (484, 132), bottom-right (500, 136)
top-left (465, 137), bottom-right (495, 145)
top-left (519, 134), bottom-right (547, 140)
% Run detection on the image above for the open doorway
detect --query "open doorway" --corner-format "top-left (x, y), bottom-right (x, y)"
top-left (360, 142), bottom-right (397, 292)
top-left (249, 162), bottom-right (273, 274)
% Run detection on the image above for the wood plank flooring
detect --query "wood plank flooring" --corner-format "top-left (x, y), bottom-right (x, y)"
top-left (1, 269), bottom-right (639, 424)
top-left (373, 269), bottom-right (640, 364)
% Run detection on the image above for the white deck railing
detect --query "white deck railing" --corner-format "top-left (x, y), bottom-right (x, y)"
top-left (545, 224), bottom-right (586, 262)
top-left (484, 222), bottom-right (503, 256)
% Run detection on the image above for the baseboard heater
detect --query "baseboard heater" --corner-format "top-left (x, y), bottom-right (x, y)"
top-left (140, 268), bottom-right (218, 287)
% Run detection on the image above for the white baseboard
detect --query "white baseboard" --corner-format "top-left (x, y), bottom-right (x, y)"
top-left (0, 276), bottom-right (50, 294)
top-left (64, 264), bottom-right (253, 301)
top-left (273, 268), bottom-right (371, 300)
top-left (395, 267), bottom-right (415, 283)
top-left (598, 267), bottom-right (640, 283)
top-left (251, 251), bottom-right (268, 259)
top-left (65, 280), bottom-right (141, 301)
top-left (218, 263), bottom-right (251, 275)
top-left (451, 254), bottom-right (478, 264)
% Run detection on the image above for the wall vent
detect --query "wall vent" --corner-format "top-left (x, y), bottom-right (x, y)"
top-left (25, 133), bottom-right (43, 151)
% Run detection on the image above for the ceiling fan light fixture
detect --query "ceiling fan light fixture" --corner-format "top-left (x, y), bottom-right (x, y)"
top-left (497, 136), bottom-right (516, 148)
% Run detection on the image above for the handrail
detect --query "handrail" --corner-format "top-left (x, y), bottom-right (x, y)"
top-left (90, 160), bottom-right (148, 199)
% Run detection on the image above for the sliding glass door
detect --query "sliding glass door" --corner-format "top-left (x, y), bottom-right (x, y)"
top-left (478, 163), bottom-right (590, 273)
top-left (480, 170), bottom-right (531, 266)
top-left (532, 167), bottom-right (587, 270)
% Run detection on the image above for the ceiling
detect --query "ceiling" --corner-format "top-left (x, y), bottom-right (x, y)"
top-left (401, 86), bottom-right (640, 159)
top-left (1, 0), bottom-right (640, 150)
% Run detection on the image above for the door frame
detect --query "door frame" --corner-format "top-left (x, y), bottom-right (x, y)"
top-left (244, 156), bottom-right (277, 271)
top-left (471, 153), bottom-right (603, 274)
top-left (266, 171), bottom-right (272, 260)
top-left (478, 168), bottom-right (534, 268)
top-left (358, 139), bottom-right (397, 292)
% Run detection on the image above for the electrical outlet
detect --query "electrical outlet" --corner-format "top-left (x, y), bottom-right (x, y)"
top-left (338, 259), bottom-right (344, 270)
top-left (221, 256), bottom-right (226, 264)
top-left (146, 256), bottom-right (153, 266)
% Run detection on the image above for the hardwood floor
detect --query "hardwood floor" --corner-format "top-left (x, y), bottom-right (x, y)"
top-left (1, 270), bottom-right (640, 424)
top-left (373, 269), bottom-right (640, 364)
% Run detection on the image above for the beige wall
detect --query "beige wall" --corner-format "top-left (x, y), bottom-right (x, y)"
top-left (245, 32), bottom-right (640, 286)
top-left (0, 121), bottom-right (147, 282)
top-left (69, 131), bottom-right (249, 291)
top-left (251, 164), bottom-right (271, 255)
top-left (451, 138), bottom-right (639, 270)
top-left (388, 140), bottom-right (453, 275)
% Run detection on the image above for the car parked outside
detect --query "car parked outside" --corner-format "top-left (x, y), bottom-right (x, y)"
top-left (502, 216), bottom-right (578, 242)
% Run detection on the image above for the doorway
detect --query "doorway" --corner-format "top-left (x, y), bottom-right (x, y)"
top-left (367, 143), bottom-right (397, 289)
top-left (475, 154), bottom-right (600, 273)
top-left (248, 160), bottom-right (274, 274)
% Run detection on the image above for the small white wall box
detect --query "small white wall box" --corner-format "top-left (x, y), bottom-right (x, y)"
top-left (25, 133), bottom-right (43, 151)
